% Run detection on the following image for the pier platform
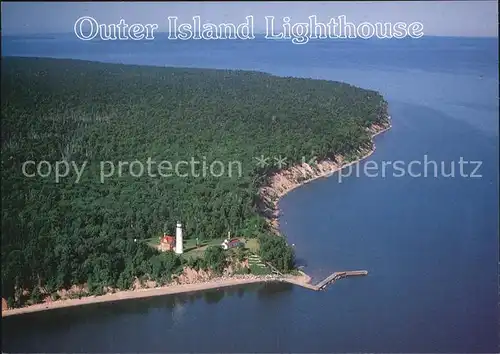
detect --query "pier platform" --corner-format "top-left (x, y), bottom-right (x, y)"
top-left (282, 270), bottom-right (368, 291)
top-left (314, 270), bottom-right (368, 290)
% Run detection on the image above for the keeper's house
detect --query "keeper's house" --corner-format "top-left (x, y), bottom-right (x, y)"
top-left (221, 238), bottom-right (242, 250)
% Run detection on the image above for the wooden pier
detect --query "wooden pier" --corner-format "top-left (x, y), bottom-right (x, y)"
top-left (314, 270), bottom-right (368, 290)
top-left (280, 269), bottom-right (368, 291)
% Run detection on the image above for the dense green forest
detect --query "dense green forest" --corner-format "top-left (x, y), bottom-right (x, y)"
top-left (1, 57), bottom-right (388, 306)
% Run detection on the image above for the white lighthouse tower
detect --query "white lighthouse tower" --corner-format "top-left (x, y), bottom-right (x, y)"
top-left (175, 222), bottom-right (183, 254)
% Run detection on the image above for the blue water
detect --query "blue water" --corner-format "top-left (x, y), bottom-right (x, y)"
top-left (2, 35), bottom-right (498, 353)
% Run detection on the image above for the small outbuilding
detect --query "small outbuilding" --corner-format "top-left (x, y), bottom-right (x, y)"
top-left (221, 238), bottom-right (242, 250)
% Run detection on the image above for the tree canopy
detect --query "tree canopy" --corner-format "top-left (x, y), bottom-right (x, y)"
top-left (1, 57), bottom-right (388, 306)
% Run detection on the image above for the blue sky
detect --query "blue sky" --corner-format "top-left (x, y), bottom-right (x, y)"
top-left (1, 1), bottom-right (498, 37)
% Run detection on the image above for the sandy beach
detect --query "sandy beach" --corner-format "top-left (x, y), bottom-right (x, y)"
top-left (2, 274), bottom-right (309, 317)
top-left (2, 272), bottom-right (315, 317)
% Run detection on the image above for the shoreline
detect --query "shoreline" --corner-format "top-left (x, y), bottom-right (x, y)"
top-left (2, 274), bottom-right (312, 317)
top-left (260, 120), bottom-right (392, 232)
top-left (2, 121), bottom-right (390, 318)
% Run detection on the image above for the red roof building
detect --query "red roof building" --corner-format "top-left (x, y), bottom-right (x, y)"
top-left (221, 238), bottom-right (242, 250)
top-left (159, 234), bottom-right (175, 251)
top-left (162, 235), bottom-right (175, 244)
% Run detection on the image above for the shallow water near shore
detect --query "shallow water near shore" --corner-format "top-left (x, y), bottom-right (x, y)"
top-left (2, 36), bottom-right (498, 353)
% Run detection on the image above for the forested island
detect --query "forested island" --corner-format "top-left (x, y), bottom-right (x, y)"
top-left (1, 57), bottom-right (389, 309)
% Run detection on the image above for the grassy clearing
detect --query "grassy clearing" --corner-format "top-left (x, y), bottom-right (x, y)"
top-left (247, 253), bottom-right (272, 275)
top-left (249, 263), bottom-right (272, 275)
top-left (145, 236), bottom-right (262, 266)
top-left (241, 237), bottom-right (259, 253)
top-left (144, 237), bottom-right (161, 248)
top-left (181, 238), bottom-right (226, 260)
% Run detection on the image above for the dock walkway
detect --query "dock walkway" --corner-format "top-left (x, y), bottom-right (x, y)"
top-left (315, 270), bottom-right (368, 290)
top-left (282, 270), bottom-right (368, 291)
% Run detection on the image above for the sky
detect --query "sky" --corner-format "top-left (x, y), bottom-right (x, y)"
top-left (1, 1), bottom-right (498, 37)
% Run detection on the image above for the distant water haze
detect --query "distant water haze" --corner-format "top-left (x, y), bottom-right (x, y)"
top-left (1, 35), bottom-right (498, 353)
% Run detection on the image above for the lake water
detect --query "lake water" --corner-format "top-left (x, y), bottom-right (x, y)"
top-left (2, 35), bottom-right (498, 353)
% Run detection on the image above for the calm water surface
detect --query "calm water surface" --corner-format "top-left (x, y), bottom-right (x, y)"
top-left (2, 35), bottom-right (498, 353)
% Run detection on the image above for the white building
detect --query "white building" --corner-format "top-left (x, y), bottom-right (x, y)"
top-left (175, 222), bottom-right (183, 254)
